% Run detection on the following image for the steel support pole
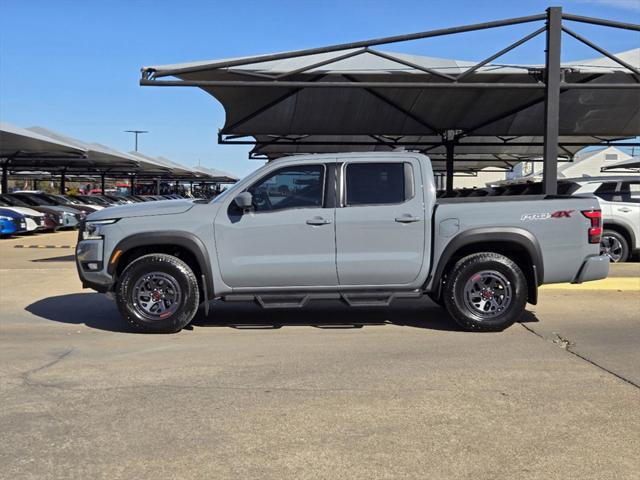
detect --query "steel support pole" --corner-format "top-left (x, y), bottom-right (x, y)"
top-left (155, 179), bottom-right (160, 195)
top-left (101, 174), bottom-right (106, 194)
top-left (174, 180), bottom-right (179, 194)
top-left (445, 141), bottom-right (455, 194)
top-left (59, 169), bottom-right (66, 194)
top-left (1, 165), bottom-right (8, 194)
top-left (542, 7), bottom-right (562, 195)
top-left (130, 174), bottom-right (136, 195)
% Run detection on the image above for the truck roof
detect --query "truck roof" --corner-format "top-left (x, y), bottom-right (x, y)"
top-left (270, 152), bottom-right (430, 162)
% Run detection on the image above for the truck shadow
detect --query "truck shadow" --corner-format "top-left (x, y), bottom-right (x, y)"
top-left (25, 293), bottom-right (539, 333)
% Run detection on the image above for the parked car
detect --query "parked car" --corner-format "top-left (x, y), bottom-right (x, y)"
top-left (76, 152), bottom-right (608, 333)
top-left (0, 208), bottom-right (27, 237)
top-left (32, 193), bottom-right (100, 215)
top-left (568, 176), bottom-right (640, 262)
top-left (47, 194), bottom-right (104, 212)
top-left (0, 213), bottom-right (19, 236)
top-left (0, 194), bottom-right (63, 231)
top-left (72, 195), bottom-right (110, 209)
top-left (102, 194), bottom-right (132, 205)
top-left (7, 193), bottom-right (82, 229)
top-left (0, 198), bottom-right (46, 232)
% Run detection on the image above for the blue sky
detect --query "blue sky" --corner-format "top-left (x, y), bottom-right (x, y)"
top-left (1, 0), bottom-right (638, 176)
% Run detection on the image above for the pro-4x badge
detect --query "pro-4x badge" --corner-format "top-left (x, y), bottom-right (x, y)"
top-left (521, 210), bottom-right (574, 221)
top-left (551, 210), bottom-right (574, 218)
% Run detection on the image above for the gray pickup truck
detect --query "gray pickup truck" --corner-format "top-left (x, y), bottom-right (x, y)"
top-left (76, 153), bottom-right (608, 333)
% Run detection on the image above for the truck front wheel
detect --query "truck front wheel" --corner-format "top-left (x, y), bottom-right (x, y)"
top-left (443, 252), bottom-right (527, 332)
top-left (116, 253), bottom-right (200, 333)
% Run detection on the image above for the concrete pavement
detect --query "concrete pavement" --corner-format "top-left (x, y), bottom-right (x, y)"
top-left (1, 231), bottom-right (638, 479)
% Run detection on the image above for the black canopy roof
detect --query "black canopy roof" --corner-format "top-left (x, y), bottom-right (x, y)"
top-left (141, 10), bottom-right (639, 178)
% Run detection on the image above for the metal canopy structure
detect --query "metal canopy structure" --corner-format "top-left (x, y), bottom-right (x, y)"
top-left (26, 127), bottom-right (148, 173)
top-left (192, 165), bottom-right (239, 183)
top-left (141, 7), bottom-right (640, 194)
top-left (1, 123), bottom-right (236, 194)
top-left (127, 151), bottom-right (198, 178)
top-left (0, 122), bottom-right (87, 192)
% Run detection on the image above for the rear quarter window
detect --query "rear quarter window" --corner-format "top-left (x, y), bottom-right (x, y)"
top-left (593, 182), bottom-right (619, 201)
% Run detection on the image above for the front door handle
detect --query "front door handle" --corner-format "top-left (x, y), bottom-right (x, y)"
top-left (617, 207), bottom-right (632, 213)
top-left (306, 216), bottom-right (332, 226)
top-left (395, 214), bottom-right (421, 223)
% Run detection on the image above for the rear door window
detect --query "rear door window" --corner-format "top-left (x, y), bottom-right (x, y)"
top-left (345, 163), bottom-right (410, 206)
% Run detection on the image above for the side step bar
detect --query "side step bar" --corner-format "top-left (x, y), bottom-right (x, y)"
top-left (222, 291), bottom-right (423, 309)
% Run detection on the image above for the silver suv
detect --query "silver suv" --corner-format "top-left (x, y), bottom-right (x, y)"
top-left (570, 176), bottom-right (640, 262)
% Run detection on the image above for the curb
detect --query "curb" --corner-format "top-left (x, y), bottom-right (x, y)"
top-left (541, 278), bottom-right (640, 291)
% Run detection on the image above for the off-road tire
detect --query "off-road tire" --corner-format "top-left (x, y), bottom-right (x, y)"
top-left (116, 253), bottom-right (200, 333)
top-left (443, 252), bottom-right (527, 332)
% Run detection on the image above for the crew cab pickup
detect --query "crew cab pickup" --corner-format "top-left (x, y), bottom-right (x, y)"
top-left (76, 153), bottom-right (609, 333)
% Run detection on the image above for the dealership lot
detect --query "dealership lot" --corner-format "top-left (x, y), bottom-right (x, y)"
top-left (1, 231), bottom-right (639, 479)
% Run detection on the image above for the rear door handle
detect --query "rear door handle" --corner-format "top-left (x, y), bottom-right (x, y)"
top-left (395, 214), bottom-right (421, 223)
top-left (306, 216), bottom-right (332, 226)
top-left (617, 207), bottom-right (632, 213)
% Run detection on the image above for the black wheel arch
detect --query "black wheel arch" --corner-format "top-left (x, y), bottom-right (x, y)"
top-left (602, 221), bottom-right (635, 250)
top-left (108, 231), bottom-right (214, 298)
top-left (428, 227), bottom-right (543, 305)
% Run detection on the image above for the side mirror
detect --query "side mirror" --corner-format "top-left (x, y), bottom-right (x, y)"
top-left (234, 192), bottom-right (253, 210)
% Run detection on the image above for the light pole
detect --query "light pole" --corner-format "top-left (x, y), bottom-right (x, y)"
top-left (125, 130), bottom-right (148, 151)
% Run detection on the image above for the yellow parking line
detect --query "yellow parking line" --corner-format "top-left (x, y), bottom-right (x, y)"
top-left (541, 278), bottom-right (640, 291)
top-left (13, 245), bottom-right (73, 249)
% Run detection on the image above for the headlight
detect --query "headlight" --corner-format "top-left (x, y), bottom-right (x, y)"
top-left (81, 219), bottom-right (118, 240)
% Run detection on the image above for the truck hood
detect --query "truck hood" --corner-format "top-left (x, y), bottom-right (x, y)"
top-left (86, 200), bottom-right (195, 221)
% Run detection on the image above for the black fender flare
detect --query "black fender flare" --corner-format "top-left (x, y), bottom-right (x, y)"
top-left (429, 227), bottom-right (544, 303)
top-left (108, 231), bottom-right (214, 298)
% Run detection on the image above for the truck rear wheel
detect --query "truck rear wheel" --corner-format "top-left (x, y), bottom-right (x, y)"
top-left (443, 252), bottom-right (527, 332)
top-left (116, 253), bottom-right (200, 333)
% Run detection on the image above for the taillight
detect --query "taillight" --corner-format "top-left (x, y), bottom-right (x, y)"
top-left (582, 210), bottom-right (602, 244)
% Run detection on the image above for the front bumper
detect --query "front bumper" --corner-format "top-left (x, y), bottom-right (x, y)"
top-left (76, 239), bottom-right (114, 293)
top-left (572, 254), bottom-right (610, 284)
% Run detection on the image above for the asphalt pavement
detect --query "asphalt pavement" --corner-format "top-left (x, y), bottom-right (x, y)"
top-left (1, 231), bottom-right (638, 480)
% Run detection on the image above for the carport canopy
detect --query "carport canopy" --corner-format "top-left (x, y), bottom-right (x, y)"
top-left (192, 165), bottom-right (239, 183)
top-left (127, 151), bottom-right (199, 179)
top-left (1, 122), bottom-right (90, 193)
top-left (141, 9), bottom-right (640, 193)
top-left (26, 127), bottom-right (148, 174)
top-left (143, 47), bottom-right (639, 165)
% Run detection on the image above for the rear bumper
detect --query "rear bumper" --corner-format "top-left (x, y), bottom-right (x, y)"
top-left (572, 254), bottom-right (609, 284)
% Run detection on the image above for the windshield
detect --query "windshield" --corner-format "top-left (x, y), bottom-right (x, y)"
top-left (1, 195), bottom-right (30, 207)
top-left (19, 194), bottom-right (55, 206)
top-left (210, 188), bottom-right (233, 204)
top-left (59, 195), bottom-right (81, 205)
